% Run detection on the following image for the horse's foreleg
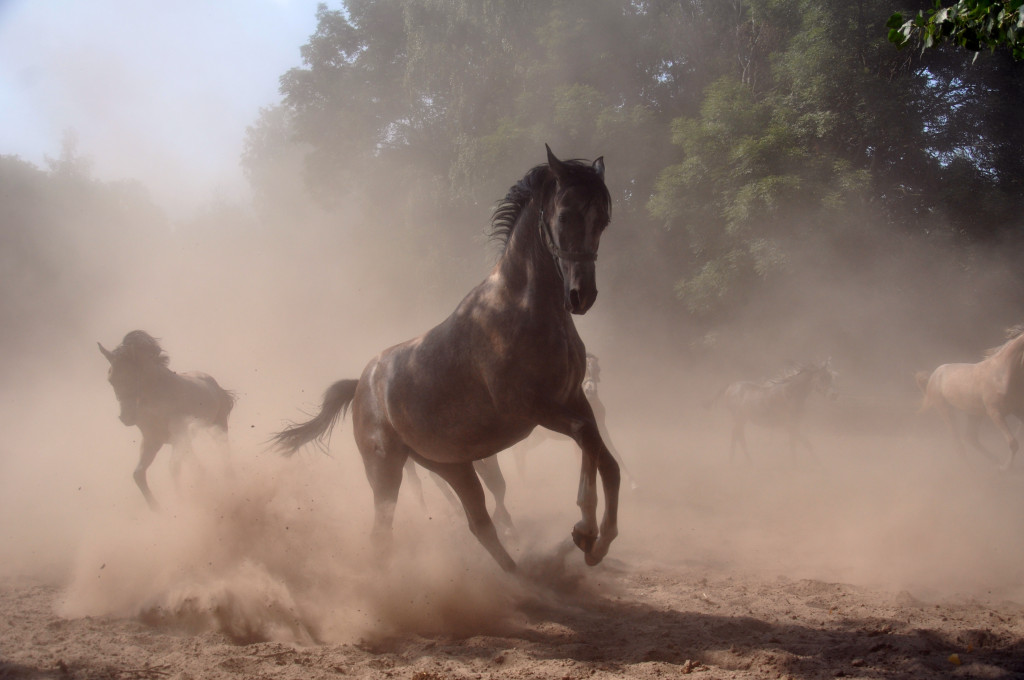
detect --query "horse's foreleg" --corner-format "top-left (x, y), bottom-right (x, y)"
top-left (134, 437), bottom-right (162, 511)
top-left (936, 402), bottom-right (966, 458)
top-left (168, 425), bottom-right (200, 498)
top-left (731, 423), bottom-right (750, 463)
top-left (964, 413), bottom-right (999, 465)
top-left (789, 424), bottom-right (818, 464)
top-left (573, 449), bottom-right (598, 552)
top-left (419, 458), bottom-right (516, 572)
top-left (536, 402), bottom-right (620, 567)
top-left (474, 456), bottom-right (514, 537)
top-left (985, 407), bottom-right (1018, 471)
top-left (571, 423), bottom-right (620, 566)
top-left (211, 425), bottom-right (234, 479)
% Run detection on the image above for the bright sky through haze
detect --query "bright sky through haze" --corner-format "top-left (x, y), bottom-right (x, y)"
top-left (0, 0), bottom-right (321, 216)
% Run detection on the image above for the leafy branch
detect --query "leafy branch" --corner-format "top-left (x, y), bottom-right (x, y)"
top-left (888, 0), bottom-right (1024, 58)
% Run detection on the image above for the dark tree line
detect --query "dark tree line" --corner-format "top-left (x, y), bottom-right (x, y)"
top-left (242, 0), bottom-right (1024, 333)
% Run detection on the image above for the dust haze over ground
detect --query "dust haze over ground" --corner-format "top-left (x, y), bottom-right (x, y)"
top-left (4, 147), bottom-right (1024, 676)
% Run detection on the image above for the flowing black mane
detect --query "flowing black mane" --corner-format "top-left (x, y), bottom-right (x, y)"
top-left (489, 159), bottom-right (612, 251)
top-left (113, 330), bottom-right (170, 368)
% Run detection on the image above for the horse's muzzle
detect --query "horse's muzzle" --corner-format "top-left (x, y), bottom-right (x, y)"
top-left (119, 411), bottom-right (136, 426)
top-left (568, 287), bottom-right (597, 314)
top-left (565, 264), bottom-right (598, 314)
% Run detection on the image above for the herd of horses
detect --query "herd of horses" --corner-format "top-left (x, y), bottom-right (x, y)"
top-left (98, 146), bottom-right (1024, 572)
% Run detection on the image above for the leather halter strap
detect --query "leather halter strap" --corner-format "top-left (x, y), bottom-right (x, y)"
top-left (539, 209), bottom-right (598, 264)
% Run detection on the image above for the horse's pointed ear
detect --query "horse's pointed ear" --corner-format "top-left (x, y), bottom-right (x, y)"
top-left (592, 156), bottom-right (605, 179)
top-left (98, 342), bottom-right (114, 363)
top-left (546, 143), bottom-right (567, 177)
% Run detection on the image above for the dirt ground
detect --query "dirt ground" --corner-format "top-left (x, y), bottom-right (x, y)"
top-left (3, 391), bottom-right (1024, 680)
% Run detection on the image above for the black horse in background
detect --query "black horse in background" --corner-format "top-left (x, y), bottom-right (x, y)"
top-left (708, 360), bottom-right (838, 463)
top-left (99, 331), bottom-right (235, 510)
top-left (274, 145), bottom-right (619, 572)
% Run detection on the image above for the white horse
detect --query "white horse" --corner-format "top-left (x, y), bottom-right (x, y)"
top-left (917, 326), bottom-right (1024, 470)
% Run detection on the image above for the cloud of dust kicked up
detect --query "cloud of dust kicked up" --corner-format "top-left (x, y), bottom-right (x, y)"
top-left (3, 139), bottom-right (1024, 646)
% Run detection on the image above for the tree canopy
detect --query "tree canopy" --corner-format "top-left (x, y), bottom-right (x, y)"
top-left (242, 0), bottom-right (1024, 331)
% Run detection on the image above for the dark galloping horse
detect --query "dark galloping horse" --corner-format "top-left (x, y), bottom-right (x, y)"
top-left (99, 331), bottom-right (235, 510)
top-left (274, 146), bottom-right (619, 571)
top-left (709, 360), bottom-right (838, 463)
top-left (917, 326), bottom-right (1024, 470)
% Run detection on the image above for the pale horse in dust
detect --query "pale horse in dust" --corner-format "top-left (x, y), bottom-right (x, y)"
top-left (708, 360), bottom-right (838, 462)
top-left (916, 325), bottom-right (1024, 470)
top-left (99, 330), bottom-right (236, 510)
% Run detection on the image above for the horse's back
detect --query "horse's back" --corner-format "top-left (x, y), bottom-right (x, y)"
top-left (352, 278), bottom-right (581, 463)
top-left (173, 371), bottom-right (234, 428)
top-left (354, 334), bottom-right (536, 463)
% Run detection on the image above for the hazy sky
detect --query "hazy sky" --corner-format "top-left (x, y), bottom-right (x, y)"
top-left (0, 0), bottom-right (321, 215)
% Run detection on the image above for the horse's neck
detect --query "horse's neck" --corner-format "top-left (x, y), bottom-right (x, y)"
top-left (998, 332), bottom-right (1024, 364)
top-left (497, 204), bottom-right (564, 312)
top-left (779, 371), bottom-right (814, 402)
top-left (139, 362), bottom-right (175, 392)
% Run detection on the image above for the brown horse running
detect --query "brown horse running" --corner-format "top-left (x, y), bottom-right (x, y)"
top-left (273, 146), bottom-right (619, 572)
top-left (917, 326), bottom-right (1024, 470)
top-left (99, 331), bottom-right (235, 510)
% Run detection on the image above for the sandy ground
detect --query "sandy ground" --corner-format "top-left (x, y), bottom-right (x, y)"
top-left (4, 391), bottom-right (1024, 680)
top-left (4, 557), bottom-right (1024, 680)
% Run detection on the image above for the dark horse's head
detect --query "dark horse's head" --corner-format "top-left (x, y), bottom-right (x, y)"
top-left (492, 145), bottom-right (611, 315)
top-left (98, 330), bottom-right (169, 426)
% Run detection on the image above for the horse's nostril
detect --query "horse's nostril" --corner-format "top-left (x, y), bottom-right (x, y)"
top-left (569, 289), bottom-right (582, 309)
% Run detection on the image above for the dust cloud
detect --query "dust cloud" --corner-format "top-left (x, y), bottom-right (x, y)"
top-left (2, 149), bottom-right (1024, 646)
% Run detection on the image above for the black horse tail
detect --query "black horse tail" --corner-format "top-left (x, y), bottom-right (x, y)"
top-left (273, 379), bottom-right (359, 456)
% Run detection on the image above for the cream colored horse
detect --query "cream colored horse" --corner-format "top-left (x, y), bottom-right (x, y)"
top-left (918, 327), bottom-right (1024, 470)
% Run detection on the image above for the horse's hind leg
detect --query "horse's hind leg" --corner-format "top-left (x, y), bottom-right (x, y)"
top-left (402, 458), bottom-right (428, 510)
top-left (474, 456), bottom-right (514, 537)
top-left (357, 444), bottom-right (408, 562)
top-left (416, 457), bottom-right (516, 572)
top-left (134, 436), bottom-right (163, 511)
top-left (964, 413), bottom-right (1000, 465)
top-left (731, 423), bottom-right (750, 463)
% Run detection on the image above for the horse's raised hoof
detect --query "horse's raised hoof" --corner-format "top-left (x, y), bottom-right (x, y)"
top-left (584, 551), bottom-right (604, 567)
top-left (571, 526), bottom-right (596, 554)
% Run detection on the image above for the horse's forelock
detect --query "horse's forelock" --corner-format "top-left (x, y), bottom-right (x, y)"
top-left (114, 330), bottom-right (169, 367)
top-left (488, 159), bottom-right (609, 251)
top-left (554, 159), bottom-right (612, 217)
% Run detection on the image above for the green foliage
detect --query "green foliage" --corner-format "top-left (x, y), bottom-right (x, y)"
top-left (0, 151), bottom-right (166, 365)
top-left (242, 0), bottom-right (1024, 322)
top-left (888, 0), bottom-right (1024, 58)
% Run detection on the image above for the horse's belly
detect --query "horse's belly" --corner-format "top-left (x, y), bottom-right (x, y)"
top-left (403, 412), bottom-right (534, 463)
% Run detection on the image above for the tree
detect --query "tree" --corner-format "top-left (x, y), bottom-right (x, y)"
top-left (888, 0), bottom-right (1024, 59)
top-left (247, 0), bottom-right (1024, 329)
